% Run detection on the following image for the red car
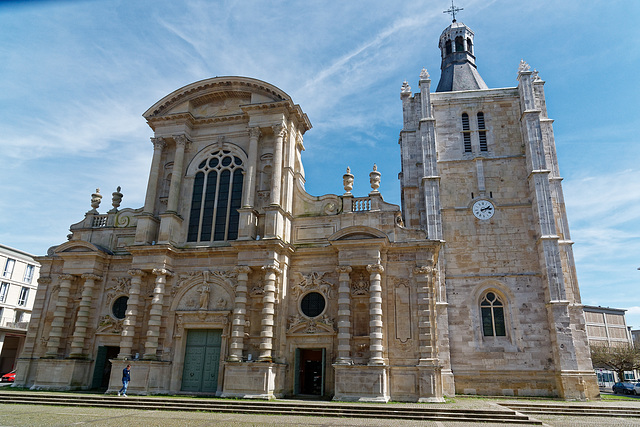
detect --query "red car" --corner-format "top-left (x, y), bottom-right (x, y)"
top-left (1, 370), bottom-right (15, 382)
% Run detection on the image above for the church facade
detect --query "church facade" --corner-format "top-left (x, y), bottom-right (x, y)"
top-left (15, 19), bottom-right (599, 401)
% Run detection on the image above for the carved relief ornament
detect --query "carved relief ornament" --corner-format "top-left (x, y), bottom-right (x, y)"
top-left (291, 271), bottom-right (334, 299)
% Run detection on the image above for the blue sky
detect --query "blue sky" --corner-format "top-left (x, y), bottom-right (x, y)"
top-left (1, 0), bottom-right (639, 326)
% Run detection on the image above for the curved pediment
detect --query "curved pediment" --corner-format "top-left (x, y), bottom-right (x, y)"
top-left (52, 240), bottom-right (113, 255)
top-left (329, 226), bottom-right (388, 242)
top-left (144, 76), bottom-right (292, 119)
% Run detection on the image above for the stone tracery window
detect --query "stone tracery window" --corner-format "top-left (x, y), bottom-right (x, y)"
top-left (187, 149), bottom-right (244, 242)
top-left (480, 291), bottom-right (506, 337)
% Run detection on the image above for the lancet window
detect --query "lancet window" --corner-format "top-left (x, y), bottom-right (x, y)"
top-left (187, 149), bottom-right (244, 242)
top-left (480, 291), bottom-right (506, 337)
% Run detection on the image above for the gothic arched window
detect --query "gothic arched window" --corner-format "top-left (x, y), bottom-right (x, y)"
top-left (461, 113), bottom-right (472, 153)
top-left (187, 149), bottom-right (244, 242)
top-left (467, 38), bottom-right (473, 54)
top-left (480, 291), bottom-right (506, 337)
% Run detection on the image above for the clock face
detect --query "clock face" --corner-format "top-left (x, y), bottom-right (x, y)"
top-left (472, 200), bottom-right (495, 220)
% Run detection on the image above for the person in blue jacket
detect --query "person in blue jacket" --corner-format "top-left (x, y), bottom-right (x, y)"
top-left (118, 364), bottom-right (131, 397)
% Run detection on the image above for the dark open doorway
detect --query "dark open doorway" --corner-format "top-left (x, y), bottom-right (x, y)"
top-left (91, 346), bottom-right (119, 390)
top-left (295, 348), bottom-right (325, 396)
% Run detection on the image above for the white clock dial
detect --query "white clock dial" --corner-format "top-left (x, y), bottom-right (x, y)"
top-left (472, 200), bottom-right (495, 220)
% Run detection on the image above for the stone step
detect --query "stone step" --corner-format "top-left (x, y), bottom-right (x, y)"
top-left (504, 403), bottom-right (640, 418)
top-left (0, 392), bottom-right (542, 424)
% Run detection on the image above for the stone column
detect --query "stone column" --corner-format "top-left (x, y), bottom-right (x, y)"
top-left (414, 266), bottom-right (437, 364)
top-left (142, 137), bottom-right (166, 214)
top-left (269, 124), bottom-right (286, 206)
top-left (166, 135), bottom-right (190, 213)
top-left (118, 269), bottom-right (144, 360)
top-left (259, 264), bottom-right (281, 361)
top-left (69, 273), bottom-right (101, 358)
top-left (335, 266), bottom-right (353, 365)
top-left (143, 268), bottom-right (173, 360)
top-left (243, 127), bottom-right (261, 208)
top-left (45, 274), bottom-right (74, 357)
top-left (366, 264), bottom-right (385, 366)
top-left (20, 276), bottom-right (51, 359)
top-left (229, 266), bottom-right (251, 362)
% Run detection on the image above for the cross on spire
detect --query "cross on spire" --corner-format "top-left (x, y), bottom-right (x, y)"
top-left (444, 0), bottom-right (463, 22)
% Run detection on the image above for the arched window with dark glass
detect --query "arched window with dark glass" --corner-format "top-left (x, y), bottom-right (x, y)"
top-left (477, 112), bottom-right (487, 151)
top-left (455, 36), bottom-right (464, 52)
top-left (481, 291), bottom-right (506, 337)
top-left (187, 149), bottom-right (244, 243)
top-left (445, 40), bottom-right (452, 55)
top-left (462, 113), bottom-right (472, 153)
top-left (467, 37), bottom-right (473, 54)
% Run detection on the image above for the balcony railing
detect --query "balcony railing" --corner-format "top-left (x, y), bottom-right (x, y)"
top-left (352, 197), bottom-right (371, 212)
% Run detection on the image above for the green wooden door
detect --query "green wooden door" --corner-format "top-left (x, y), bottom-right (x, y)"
top-left (181, 329), bottom-right (222, 392)
top-left (91, 346), bottom-right (108, 389)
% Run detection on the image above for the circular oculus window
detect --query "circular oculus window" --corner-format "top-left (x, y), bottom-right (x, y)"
top-left (112, 296), bottom-right (129, 320)
top-left (300, 292), bottom-right (326, 318)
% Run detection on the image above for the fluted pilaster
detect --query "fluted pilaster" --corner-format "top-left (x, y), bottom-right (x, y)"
top-left (166, 135), bottom-right (190, 213)
top-left (243, 127), bottom-right (261, 208)
top-left (142, 137), bottom-right (166, 214)
top-left (269, 124), bottom-right (287, 206)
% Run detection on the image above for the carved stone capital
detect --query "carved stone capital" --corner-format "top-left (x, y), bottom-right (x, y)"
top-left (151, 137), bottom-right (166, 150)
top-left (152, 268), bottom-right (174, 277)
top-left (235, 266), bottom-right (252, 275)
top-left (261, 264), bottom-right (282, 276)
top-left (58, 274), bottom-right (75, 282)
top-left (271, 123), bottom-right (287, 139)
top-left (413, 266), bottom-right (433, 276)
top-left (81, 273), bottom-right (102, 281)
top-left (37, 276), bottom-right (52, 285)
top-left (128, 269), bottom-right (145, 277)
top-left (173, 134), bottom-right (191, 147)
top-left (336, 266), bottom-right (352, 275)
top-left (249, 127), bottom-right (261, 139)
top-left (366, 264), bottom-right (384, 275)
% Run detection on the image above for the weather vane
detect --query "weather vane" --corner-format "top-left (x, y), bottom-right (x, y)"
top-left (444, 0), bottom-right (463, 22)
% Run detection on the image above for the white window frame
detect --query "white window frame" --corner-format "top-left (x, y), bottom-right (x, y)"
top-left (17, 286), bottom-right (29, 306)
top-left (0, 282), bottom-right (8, 302)
top-left (3, 258), bottom-right (15, 278)
top-left (23, 264), bottom-right (34, 283)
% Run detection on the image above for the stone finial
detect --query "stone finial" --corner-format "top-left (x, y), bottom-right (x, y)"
top-left (89, 188), bottom-right (102, 212)
top-left (343, 167), bottom-right (354, 195)
top-left (369, 164), bottom-right (381, 193)
top-left (420, 68), bottom-right (430, 80)
top-left (401, 81), bottom-right (411, 94)
top-left (109, 186), bottom-right (123, 213)
top-left (533, 69), bottom-right (542, 82)
top-left (518, 59), bottom-right (530, 73)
